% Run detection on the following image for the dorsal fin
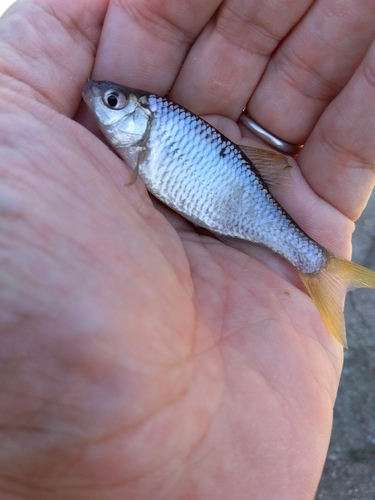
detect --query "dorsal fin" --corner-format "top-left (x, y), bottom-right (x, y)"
top-left (238, 145), bottom-right (292, 189)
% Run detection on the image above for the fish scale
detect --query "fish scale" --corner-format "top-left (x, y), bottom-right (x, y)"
top-left (83, 80), bottom-right (375, 346)
top-left (141, 95), bottom-right (326, 275)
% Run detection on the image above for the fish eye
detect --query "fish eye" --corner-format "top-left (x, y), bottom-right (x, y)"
top-left (103, 89), bottom-right (127, 109)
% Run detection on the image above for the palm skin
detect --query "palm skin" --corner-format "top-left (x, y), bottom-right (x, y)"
top-left (0, 1), bottom-right (374, 499)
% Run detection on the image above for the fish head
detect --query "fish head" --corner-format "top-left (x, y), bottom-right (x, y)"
top-left (82, 80), bottom-right (152, 148)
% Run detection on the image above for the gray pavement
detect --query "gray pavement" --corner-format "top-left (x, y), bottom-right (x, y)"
top-left (316, 190), bottom-right (375, 499)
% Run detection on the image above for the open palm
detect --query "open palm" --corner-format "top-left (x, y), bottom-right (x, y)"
top-left (0, 1), bottom-right (374, 499)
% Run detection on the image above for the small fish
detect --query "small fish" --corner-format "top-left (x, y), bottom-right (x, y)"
top-left (83, 80), bottom-right (375, 347)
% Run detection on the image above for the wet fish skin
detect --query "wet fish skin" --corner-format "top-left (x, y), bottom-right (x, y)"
top-left (82, 80), bottom-right (326, 275)
top-left (83, 80), bottom-right (375, 347)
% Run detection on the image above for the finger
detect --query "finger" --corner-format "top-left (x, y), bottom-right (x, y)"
top-left (92, 0), bottom-right (221, 94)
top-left (298, 39), bottom-right (375, 221)
top-left (170, 0), bottom-right (313, 117)
top-left (248, 0), bottom-right (375, 144)
top-left (0, 0), bottom-right (108, 116)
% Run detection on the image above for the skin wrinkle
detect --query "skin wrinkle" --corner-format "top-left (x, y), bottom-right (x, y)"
top-left (131, 374), bottom-right (221, 475)
top-left (0, 480), bottom-right (40, 500)
top-left (248, 352), bottom-right (333, 486)
top-left (181, 239), bottom-right (239, 354)
top-left (0, 226), bottom-right (69, 288)
top-left (25, 5), bottom-right (78, 59)
top-left (189, 239), bottom-right (228, 298)
top-left (174, 406), bottom-right (222, 477)
top-left (303, 42), bottom-right (375, 202)
top-left (222, 381), bottom-right (294, 488)
top-left (0, 1), bottom-right (374, 498)
top-left (317, 116), bottom-right (375, 174)
top-left (0, 11), bottom-right (71, 110)
top-left (275, 41), bottom-right (343, 103)
top-left (0, 207), bottom-right (180, 378)
top-left (0, 3), bottom-right (101, 115)
top-left (101, 376), bottom-right (223, 495)
top-left (0, 50), bottom-right (55, 112)
top-left (179, 390), bottom-right (252, 497)
top-left (0, 90), bottom-right (55, 135)
top-left (9, 401), bottom-right (83, 440)
top-left (196, 239), bottom-right (290, 344)
top-left (191, 277), bottom-right (227, 334)
top-left (248, 0), bottom-right (375, 146)
top-left (118, 0), bottom-right (199, 48)
top-left (361, 45), bottom-right (375, 94)
top-left (169, 1), bottom-right (313, 117)
top-left (44, 1), bottom-right (107, 52)
top-left (217, 0), bottom-right (311, 43)
top-left (302, 334), bottom-right (339, 409)
top-left (1, 364), bottom-right (87, 417)
top-left (0, 182), bottom-right (30, 224)
top-left (1, 342), bottom-right (200, 486)
top-left (214, 4), bottom-right (281, 57)
top-left (0, 178), bottom-right (100, 276)
top-left (1, 464), bottom-right (75, 496)
top-left (55, 388), bottom-right (193, 478)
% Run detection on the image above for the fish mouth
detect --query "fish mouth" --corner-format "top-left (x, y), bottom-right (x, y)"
top-left (82, 80), bottom-right (101, 104)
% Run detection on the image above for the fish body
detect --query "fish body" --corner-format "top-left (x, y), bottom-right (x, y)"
top-left (83, 80), bottom-right (375, 346)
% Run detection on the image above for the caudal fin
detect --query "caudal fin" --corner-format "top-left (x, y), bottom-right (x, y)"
top-left (300, 255), bottom-right (375, 347)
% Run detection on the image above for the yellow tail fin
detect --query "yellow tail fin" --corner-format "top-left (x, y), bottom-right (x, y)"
top-left (300, 255), bottom-right (375, 347)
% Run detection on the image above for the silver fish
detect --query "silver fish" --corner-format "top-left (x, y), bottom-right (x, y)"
top-left (83, 80), bottom-right (375, 346)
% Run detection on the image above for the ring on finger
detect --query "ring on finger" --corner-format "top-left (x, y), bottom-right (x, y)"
top-left (240, 113), bottom-right (304, 155)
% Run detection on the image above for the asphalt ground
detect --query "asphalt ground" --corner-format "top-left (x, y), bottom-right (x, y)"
top-left (316, 190), bottom-right (375, 499)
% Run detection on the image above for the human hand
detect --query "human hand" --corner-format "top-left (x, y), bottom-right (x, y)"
top-left (0, 1), bottom-right (374, 499)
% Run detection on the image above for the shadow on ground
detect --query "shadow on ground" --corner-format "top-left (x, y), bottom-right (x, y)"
top-left (316, 190), bottom-right (375, 499)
